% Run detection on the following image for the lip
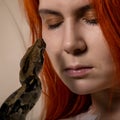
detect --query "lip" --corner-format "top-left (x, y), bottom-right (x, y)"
top-left (63, 65), bottom-right (93, 78)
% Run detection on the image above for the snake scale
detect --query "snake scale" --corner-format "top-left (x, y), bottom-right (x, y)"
top-left (0, 39), bottom-right (46, 120)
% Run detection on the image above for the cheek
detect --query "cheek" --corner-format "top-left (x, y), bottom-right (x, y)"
top-left (43, 35), bottom-right (61, 73)
top-left (42, 29), bottom-right (62, 52)
top-left (42, 28), bottom-right (65, 76)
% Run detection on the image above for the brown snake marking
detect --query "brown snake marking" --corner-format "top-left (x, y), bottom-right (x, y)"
top-left (0, 39), bottom-right (46, 120)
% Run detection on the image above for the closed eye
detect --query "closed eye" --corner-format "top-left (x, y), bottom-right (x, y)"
top-left (82, 17), bottom-right (98, 25)
top-left (48, 22), bottom-right (63, 29)
top-left (40, 14), bottom-right (63, 30)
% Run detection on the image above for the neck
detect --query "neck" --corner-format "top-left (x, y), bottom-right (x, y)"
top-left (91, 88), bottom-right (120, 120)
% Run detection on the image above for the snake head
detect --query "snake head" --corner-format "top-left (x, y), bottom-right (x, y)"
top-left (20, 39), bottom-right (46, 83)
top-left (34, 39), bottom-right (46, 73)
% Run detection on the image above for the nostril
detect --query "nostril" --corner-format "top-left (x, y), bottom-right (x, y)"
top-left (64, 45), bottom-right (87, 55)
top-left (63, 37), bottom-right (87, 55)
top-left (73, 47), bottom-right (87, 56)
top-left (74, 49), bottom-right (82, 55)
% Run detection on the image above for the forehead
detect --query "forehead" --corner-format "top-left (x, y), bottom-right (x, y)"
top-left (39, 0), bottom-right (90, 11)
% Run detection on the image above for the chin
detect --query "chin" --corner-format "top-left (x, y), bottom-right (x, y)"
top-left (66, 84), bottom-right (104, 95)
top-left (66, 86), bottom-right (91, 95)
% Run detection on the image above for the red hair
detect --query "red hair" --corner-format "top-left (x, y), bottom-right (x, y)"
top-left (92, 0), bottom-right (120, 107)
top-left (23, 0), bottom-right (91, 119)
top-left (23, 0), bottom-right (120, 119)
top-left (92, 0), bottom-right (120, 83)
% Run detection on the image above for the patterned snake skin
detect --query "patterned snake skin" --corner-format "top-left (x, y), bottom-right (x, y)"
top-left (0, 39), bottom-right (46, 120)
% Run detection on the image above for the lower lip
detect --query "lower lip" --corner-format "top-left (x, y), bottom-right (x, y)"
top-left (64, 67), bottom-right (93, 78)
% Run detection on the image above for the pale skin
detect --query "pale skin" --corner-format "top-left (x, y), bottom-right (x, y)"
top-left (39, 0), bottom-right (120, 119)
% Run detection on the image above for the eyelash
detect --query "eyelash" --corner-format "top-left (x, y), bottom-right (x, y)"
top-left (48, 22), bottom-right (63, 29)
top-left (46, 18), bottom-right (98, 30)
top-left (82, 18), bottom-right (98, 25)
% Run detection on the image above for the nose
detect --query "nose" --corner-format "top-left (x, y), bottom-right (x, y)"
top-left (63, 20), bottom-right (87, 56)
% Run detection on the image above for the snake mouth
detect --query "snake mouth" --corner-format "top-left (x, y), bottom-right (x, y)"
top-left (41, 47), bottom-right (45, 56)
top-left (41, 39), bottom-right (46, 55)
top-left (41, 38), bottom-right (46, 49)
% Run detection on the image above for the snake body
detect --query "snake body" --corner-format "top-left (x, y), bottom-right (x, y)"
top-left (0, 39), bottom-right (46, 120)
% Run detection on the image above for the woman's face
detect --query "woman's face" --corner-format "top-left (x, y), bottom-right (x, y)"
top-left (39, 0), bottom-right (115, 94)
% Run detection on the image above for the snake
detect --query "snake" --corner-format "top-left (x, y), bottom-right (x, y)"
top-left (0, 39), bottom-right (46, 120)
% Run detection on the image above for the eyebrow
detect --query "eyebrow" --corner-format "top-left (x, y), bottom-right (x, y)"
top-left (39, 5), bottom-right (92, 17)
top-left (76, 5), bottom-right (92, 14)
top-left (39, 9), bottom-right (62, 16)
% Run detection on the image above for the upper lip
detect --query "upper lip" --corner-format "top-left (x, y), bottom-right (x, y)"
top-left (64, 64), bottom-right (93, 70)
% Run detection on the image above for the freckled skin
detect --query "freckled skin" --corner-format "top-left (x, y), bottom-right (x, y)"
top-left (39, 0), bottom-right (115, 95)
top-left (0, 39), bottom-right (46, 120)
